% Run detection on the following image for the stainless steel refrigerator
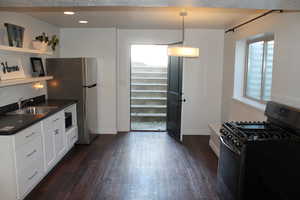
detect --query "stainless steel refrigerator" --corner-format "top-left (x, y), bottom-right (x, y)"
top-left (46, 58), bottom-right (98, 144)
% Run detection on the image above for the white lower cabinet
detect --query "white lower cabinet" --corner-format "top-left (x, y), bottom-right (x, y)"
top-left (18, 157), bottom-right (44, 198)
top-left (0, 103), bottom-right (77, 200)
top-left (0, 122), bottom-right (44, 200)
top-left (65, 104), bottom-right (78, 150)
top-left (42, 111), bottom-right (66, 172)
top-left (15, 129), bottom-right (44, 173)
top-left (43, 121), bottom-right (56, 172)
top-left (66, 126), bottom-right (78, 150)
top-left (15, 124), bottom-right (44, 199)
top-left (54, 113), bottom-right (67, 160)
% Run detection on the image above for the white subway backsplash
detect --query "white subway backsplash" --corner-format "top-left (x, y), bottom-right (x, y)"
top-left (0, 82), bottom-right (47, 107)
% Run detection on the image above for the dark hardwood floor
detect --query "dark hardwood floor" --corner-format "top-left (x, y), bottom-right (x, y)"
top-left (25, 132), bottom-right (219, 200)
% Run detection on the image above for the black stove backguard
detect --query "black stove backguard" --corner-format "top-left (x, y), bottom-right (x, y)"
top-left (217, 101), bottom-right (300, 200)
top-left (265, 101), bottom-right (300, 133)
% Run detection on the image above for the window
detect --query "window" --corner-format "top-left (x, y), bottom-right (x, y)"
top-left (245, 36), bottom-right (274, 102)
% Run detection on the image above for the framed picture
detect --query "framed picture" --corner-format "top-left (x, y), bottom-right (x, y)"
top-left (4, 23), bottom-right (25, 48)
top-left (0, 55), bottom-right (25, 80)
top-left (30, 57), bottom-right (45, 77)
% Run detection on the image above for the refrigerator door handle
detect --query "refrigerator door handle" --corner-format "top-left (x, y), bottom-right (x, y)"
top-left (83, 83), bottom-right (97, 88)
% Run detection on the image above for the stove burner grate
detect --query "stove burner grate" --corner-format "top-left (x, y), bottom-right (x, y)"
top-left (223, 121), bottom-right (300, 142)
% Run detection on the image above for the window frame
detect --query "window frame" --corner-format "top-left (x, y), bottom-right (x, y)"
top-left (244, 35), bottom-right (274, 104)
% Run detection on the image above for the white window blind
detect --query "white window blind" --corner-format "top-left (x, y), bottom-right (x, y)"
top-left (245, 37), bottom-right (274, 102)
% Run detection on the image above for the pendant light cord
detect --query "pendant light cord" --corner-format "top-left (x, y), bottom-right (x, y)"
top-left (180, 10), bottom-right (187, 44)
top-left (154, 10), bottom-right (186, 45)
top-left (182, 13), bottom-right (185, 43)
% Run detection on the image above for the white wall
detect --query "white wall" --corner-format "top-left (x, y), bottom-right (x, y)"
top-left (0, 12), bottom-right (59, 107)
top-left (117, 29), bottom-right (224, 135)
top-left (60, 28), bottom-right (117, 134)
top-left (221, 12), bottom-right (300, 122)
top-left (0, 12), bottom-right (225, 137)
top-left (117, 29), bottom-right (181, 132)
top-left (0, 11), bottom-right (225, 136)
top-left (181, 29), bottom-right (224, 135)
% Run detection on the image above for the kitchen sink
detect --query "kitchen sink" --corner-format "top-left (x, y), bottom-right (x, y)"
top-left (7, 106), bottom-right (58, 115)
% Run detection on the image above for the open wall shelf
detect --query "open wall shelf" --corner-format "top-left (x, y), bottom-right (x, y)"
top-left (0, 45), bottom-right (53, 55)
top-left (0, 76), bottom-right (53, 88)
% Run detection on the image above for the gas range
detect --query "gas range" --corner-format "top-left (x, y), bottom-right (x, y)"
top-left (217, 102), bottom-right (300, 200)
top-left (221, 121), bottom-right (300, 152)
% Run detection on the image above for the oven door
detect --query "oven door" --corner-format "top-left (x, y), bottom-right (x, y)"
top-left (217, 136), bottom-right (244, 200)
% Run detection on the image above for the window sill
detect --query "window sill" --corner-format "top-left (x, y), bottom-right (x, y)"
top-left (232, 96), bottom-right (266, 112)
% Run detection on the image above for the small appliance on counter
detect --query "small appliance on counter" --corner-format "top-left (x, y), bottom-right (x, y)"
top-left (217, 101), bottom-right (300, 200)
top-left (46, 58), bottom-right (99, 144)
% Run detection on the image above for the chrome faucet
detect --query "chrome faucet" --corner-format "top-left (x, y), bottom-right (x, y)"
top-left (17, 98), bottom-right (33, 110)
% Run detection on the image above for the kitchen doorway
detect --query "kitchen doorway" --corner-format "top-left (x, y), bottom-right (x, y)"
top-left (130, 45), bottom-right (168, 131)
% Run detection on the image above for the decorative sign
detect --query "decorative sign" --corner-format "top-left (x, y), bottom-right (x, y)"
top-left (0, 55), bottom-right (25, 80)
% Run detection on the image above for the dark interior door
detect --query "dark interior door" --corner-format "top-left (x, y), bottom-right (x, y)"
top-left (167, 54), bottom-right (183, 142)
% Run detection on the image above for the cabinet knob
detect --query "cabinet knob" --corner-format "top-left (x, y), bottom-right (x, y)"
top-left (25, 132), bottom-right (35, 138)
top-left (54, 129), bottom-right (59, 135)
top-left (28, 171), bottom-right (38, 180)
top-left (26, 149), bottom-right (37, 157)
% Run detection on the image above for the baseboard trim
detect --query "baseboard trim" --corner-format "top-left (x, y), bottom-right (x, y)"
top-left (182, 128), bottom-right (211, 135)
top-left (96, 129), bottom-right (118, 135)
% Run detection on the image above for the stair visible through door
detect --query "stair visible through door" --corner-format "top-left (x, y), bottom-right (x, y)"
top-left (131, 64), bottom-right (167, 131)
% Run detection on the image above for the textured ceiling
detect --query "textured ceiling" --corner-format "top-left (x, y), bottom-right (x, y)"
top-left (0, 0), bottom-right (300, 10)
top-left (14, 7), bottom-right (266, 29)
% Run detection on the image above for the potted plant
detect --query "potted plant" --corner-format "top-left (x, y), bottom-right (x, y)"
top-left (48, 35), bottom-right (59, 51)
top-left (32, 32), bottom-right (59, 51)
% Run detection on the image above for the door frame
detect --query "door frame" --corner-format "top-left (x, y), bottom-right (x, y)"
top-left (129, 44), bottom-right (169, 132)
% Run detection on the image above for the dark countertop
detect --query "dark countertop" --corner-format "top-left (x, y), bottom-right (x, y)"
top-left (0, 99), bottom-right (77, 135)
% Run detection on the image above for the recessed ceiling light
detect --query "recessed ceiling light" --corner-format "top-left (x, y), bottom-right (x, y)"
top-left (64, 11), bottom-right (75, 15)
top-left (78, 20), bottom-right (88, 24)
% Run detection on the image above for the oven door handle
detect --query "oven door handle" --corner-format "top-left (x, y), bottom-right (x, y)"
top-left (220, 136), bottom-right (241, 155)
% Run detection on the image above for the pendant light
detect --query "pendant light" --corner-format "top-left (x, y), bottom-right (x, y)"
top-left (168, 11), bottom-right (199, 58)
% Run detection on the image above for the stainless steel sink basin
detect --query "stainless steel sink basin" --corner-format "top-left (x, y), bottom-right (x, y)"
top-left (7, 106), bottom-right (58, 115)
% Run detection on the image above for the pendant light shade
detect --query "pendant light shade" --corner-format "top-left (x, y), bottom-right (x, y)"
top-left (167, 10), bottom-right (199, 58)
top-left (168, 46), bottom-right (199, 57)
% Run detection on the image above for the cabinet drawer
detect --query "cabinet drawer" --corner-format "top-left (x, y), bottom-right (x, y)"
top-left (43, 111), bottom-right (64, 129)
top-left (18, 157), bottom-right (44, 198)
top-left (14, 123), bottom-right (42, 147)
top-left (16, 135), bottom-right (43, 172)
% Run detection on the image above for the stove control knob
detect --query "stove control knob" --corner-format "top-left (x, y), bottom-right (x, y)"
top-left (221, 130), bottom-right (227, 136)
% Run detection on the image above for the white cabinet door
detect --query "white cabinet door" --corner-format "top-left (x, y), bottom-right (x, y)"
top-left (42, 121), bottom-right (56, 172)
top-left (53, 113), bottom-right (66, 160)
top-left (42, 111), bottom-right (66, 172)
top-left (66, 126), bottom-right (78, 150)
